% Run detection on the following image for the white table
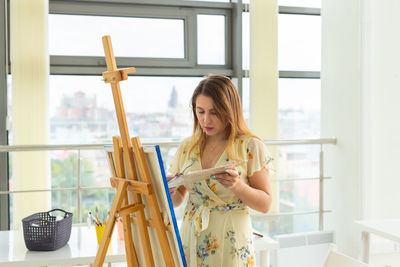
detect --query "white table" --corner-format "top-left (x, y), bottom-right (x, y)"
top-left (253, 234), bottom-right (279, 267)
top-left (0, 225), bottom-right (125, 266)
top-left (0, 225), bottom-right (278, 267)
top-left (355, 219), bottom-right (400, 264)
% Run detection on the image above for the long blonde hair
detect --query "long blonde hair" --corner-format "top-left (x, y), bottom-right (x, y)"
top-left (187, 75), bottom-right (258, 159)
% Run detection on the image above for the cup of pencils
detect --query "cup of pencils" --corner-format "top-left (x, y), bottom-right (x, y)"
top-left (95, 223), bottom-right (107, 244)
top-left (88, 208), bottom-right (110, 245)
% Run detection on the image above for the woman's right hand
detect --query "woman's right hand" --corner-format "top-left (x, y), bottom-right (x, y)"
top-left (166, 174), bottom-right (178, 195)
top-left (169, 184), bottom-right (179, 196)
top-left (166, 174), bottom-right (187, 207)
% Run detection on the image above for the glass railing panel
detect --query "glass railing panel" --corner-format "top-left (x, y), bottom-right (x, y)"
top-left (277, 144), bottom-right (320, 179)
top-left (51, 190), bottom-right (78, 224)
top-left (81, 188), bottom-right (115, 225)
top-left (80, 150), bottom-right (111, 188)
top-left (50, 150), bottom-right (78, 188)
top-left (252, 213), bottom-right (319, 236)
top-left (279, 179), bottom-right (320, 213)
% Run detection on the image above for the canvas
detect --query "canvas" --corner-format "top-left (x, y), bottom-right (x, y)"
top-left (105, 145), bottom-right (186, 267)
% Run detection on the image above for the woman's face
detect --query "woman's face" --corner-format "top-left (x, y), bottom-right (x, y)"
top-left (195, 94), bottom-right (227, 139)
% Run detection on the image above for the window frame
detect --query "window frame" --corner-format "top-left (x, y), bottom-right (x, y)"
top-left (1, 0), bottom-right (325, 234)
top-left (0, 0), bottom-right (9, 231)
top-left (49, 0), bottom-right (235, 77)
top-left (277, 5), bottom-right (321, 79)
top-left (1, 0), bottom-right (242, 229)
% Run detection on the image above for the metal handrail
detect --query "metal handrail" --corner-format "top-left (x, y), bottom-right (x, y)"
top-left (0, 137), bottom-right (337, 152)
top-left (0, 186), bottom-right (112, 195)
top-left (251, 209), bottom-right (333, 221)
top-left (0, 137), bottom-right (337, 228)
top-left (270, 176), bottom-right (331, 182)
top-left (0, 176), bottom-right (332, 194)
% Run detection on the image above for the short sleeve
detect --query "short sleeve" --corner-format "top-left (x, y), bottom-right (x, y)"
top-left (167, 139), bottom-right (187, 175)
top-left (246, 138), bottom-right (274, 177)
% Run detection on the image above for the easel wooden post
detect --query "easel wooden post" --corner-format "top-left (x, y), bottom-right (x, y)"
top-left (93, 35), bottom-right (175, 267)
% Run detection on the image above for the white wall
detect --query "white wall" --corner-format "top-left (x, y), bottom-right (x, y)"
top-left (322, 0), bottom-right (400, 258)
top-left (362, 0), bottom-right (400, 220)
top-left (321, 0), bottom-right (363, 257)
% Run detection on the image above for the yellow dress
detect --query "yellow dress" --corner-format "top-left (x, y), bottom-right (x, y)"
top-left (169, 135), bottom-right (273, 267)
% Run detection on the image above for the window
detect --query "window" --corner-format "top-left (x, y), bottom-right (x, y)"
top-left (278, 14), bottom-right (321, 71)
top-left (278, 78), bottom-right (320, 139)
top-left (197, 14), bottom-right (226, 65)
top-left (47, 1), bottom-right (234, 225)
top-left (2, 1), bottom-right (325, 236)
top-left (49, 14), bottom-right (185, 58)
top-left (49, 75), bottom-right (202, 144)
top-left (275, 4), bottom-right (321, 235)
top-left (279, 0), bottom-right (321, 8)
top-left (3, 0), bottom-right (237, 228)
top-left (242, 2), bottom-right (322, 236)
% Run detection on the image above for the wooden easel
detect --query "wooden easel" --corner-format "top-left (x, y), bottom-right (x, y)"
top-left (93, 36), bottom-right (174, 267)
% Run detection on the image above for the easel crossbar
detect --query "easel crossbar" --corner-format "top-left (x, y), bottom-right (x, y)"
top-left (102, 67), bottom-right (136, 83)
top-left (131, 215), bottom-right (173, 233)
top-left (110, 177), bottom-right (154, 195)
top-left (117, 204), bottom-right (145, 217)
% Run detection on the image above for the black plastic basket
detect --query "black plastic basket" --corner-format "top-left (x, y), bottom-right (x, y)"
top-left (22, 209), bottom-right (73, 251)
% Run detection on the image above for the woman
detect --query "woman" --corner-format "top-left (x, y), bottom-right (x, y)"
top-left (168, 75), bottom-right (273, 267)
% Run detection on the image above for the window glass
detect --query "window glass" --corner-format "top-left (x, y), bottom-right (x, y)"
top-left (186, 0), bottom-right (230, 2)
top-left (279, 0), bottom-right (321, 8)
top-left (49, 14), bottom-right (185, 58)
top-left (242, 77), bottom-right (249, 123)
top-left (278, 14), bottom-right (321, 71)
top-left (279, 179), bottom-right (319, 213)
top-left (82, 189), bottom-right (115, 225)
top-left (197, 14), bottom-right (225, 65)
top-left (7, 75), bottom-right (12, 144)
top-left (51, 191), bottom-right (78, 223)
top-left (252, 213), bottom-right (319, 236)
top-left (49, 75), bottom-right (201, 144)
top-left (277, 145), bottom-right (320, 179)
top-left (51, 150), bottom-right (78, 188)
top-left (278, 78), bottom-right (320, 139)
top-left (8, 153), bottom-right (13, 226)
top-left (8, 191), bottom-right (78, 226)
top-left (242, 12), bottom-right (250, 70)
top-left (80, 150), bottom-right (111, 188)
top-left (277, 144), bottom-right (320, 216)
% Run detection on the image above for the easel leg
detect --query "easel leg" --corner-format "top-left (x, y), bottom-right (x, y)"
top-left (121, 196), bottom-right (138, 267)
top-left (113, 137), bottom-right (138, 267)
top-left (93, 181), bottom-right (127, 267)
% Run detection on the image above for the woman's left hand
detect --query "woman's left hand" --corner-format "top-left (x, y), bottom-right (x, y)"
top-left (213, 166), bottom-right (244, 191)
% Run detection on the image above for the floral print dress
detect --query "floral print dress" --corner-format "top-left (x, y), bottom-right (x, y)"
top-left (169, 135), bottom-right (273, 267)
